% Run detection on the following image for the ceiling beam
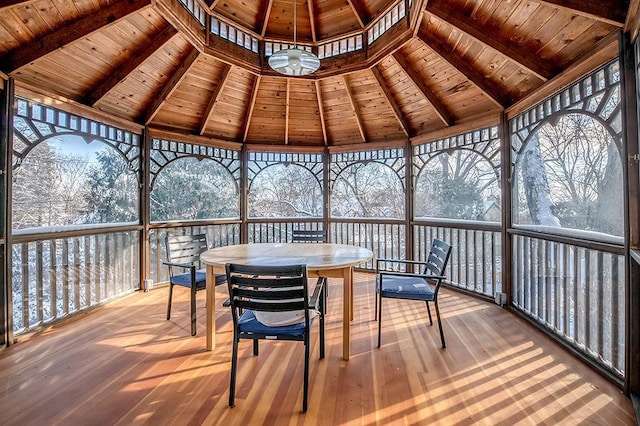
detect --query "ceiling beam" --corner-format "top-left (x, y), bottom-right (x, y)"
top-left (142, 47), bottom-right (199, 124)
top-left (207, 0), bottom-right (221, 9)
top-left (346, 0), bottom-right (366, 28)
top-left (535, 0), bottom-right (626, 27)
top-left (307, 0), bottom-right (318, 42)
top-left (315, 80), bottom-right (328, 145)
top-left (392, 51), bottom-right (454, 127)
top-left (0, 0), bottom-right (150, 74)
top-left (371, 66), bottom-right (411, 137)
top-left (342, 75), bottom-right (367, 143)
top-left (417, 31), bottom-right (509, 109)
top-left (426, 4), bottom-right (554, 81)
top-left (199, 63), bottom-right (232, 135)
top-left (242, 75), bottom-right (262, 142)
top-left (625, 0), bottom-right (640, 42)
top-left (84, 25), bottom-right (177, 106)
top-left (285, 79), bottom-right (291, 144)
top-left (261, 0), bottom-right (274, 37)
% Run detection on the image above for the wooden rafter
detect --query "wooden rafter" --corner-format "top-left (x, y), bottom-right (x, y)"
top-left (392, 52), bottom-right (454, 127)
top-left (307, 0), bottom-right (317, 42)
top-left (536, 0), bottom-right (626, 27)
top-left (85, 25), bottom-right (177, 106)
top-left (0, 0), bottom-right (150, 74)
top-left (426, 4), bottom-right (554, 81)
top-left (371, 66), bottom-right (410, 137)
top-left (207, 0), bottom-right (221, 10)
top-left (417, 32), bottom-right (509, 109)
top-left (315, 80), bottom-right (328, 145)
top-left (347, 0), bottom-right (366, 28)
top-left (625, 0), bottom-right (640, 42)
top-left (285, 79), bottom-right (291, 144)
top-left (261, 0), bottom-right (274, 37)
top-left (200, 63), bottom-right (232, 135)
top-left (242, 75), bottom-right (262, 142)
top-left (142, 47), bottom-right (199, 124)
top-left (342, 75), bottom-right (367, 143)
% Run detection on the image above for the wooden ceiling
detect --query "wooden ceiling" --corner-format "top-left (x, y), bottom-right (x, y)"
top-left (0, 0), bottom-right (638, 148)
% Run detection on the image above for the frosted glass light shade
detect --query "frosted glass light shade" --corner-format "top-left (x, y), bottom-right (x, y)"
top-left (268, 48), bottom-right (320, 76)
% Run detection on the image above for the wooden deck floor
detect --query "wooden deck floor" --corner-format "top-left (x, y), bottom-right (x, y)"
top-left (0, 272), bottom-right (635, 425)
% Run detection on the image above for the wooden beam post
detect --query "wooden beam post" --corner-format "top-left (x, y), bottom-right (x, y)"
top-left (0, 77), bottom-right (14, 346)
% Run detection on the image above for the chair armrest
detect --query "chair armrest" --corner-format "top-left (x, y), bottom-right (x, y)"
top-left (308, 278), bottom-right (324, 310)
top-left (376, 258), bottom-right (428, 273)
top-left (161, 260), bottom-right (196, 271)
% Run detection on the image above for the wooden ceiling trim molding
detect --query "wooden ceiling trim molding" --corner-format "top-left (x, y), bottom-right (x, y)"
top-left (625, 0), bottom-right (640, 42)
top-left (347, 0), bottom-right (366, 28)
top-left (307, 0), bottom-right (317, 42)
top-left (426, 4), bottom-right (554, 81)
top-left (85, 25), bottom-right (178, 106)
top-left (417, 32), bottom-right (509, 109)
top-left (208, 0), bottom-right (221, 10)
top-left (245, 143), bottom-right (325, 153)
top-left (261, 0), bottom-right (274, 37)
top-left (410, 110), bottom-right (501, 146)
top-left (142, 47), bottom-right (199, 124)
top-left (392, 51), bottom-right (454, 127)
top-left (315, 80), bottom-right (328, 145)
top-left (0, 0), bottom-right (151, 74)
top-left (371, 65), bottom-right (410, 137)
top-left (506, 31), bottom-right (619, 119)
top-left (342, 75), bottom-right (367, 143)
top-left (535, 0), bottom-right (626, 27)
top-left (242, 75), bottom-right (262, 142)
top-left (148, 127), bottom-right (242, 150)
top-left (328, 139), bottom-right (405, 153)
top-left (200, 63), bottom-right (233, 135)
top-left (15, 82), bottom-right (144, 133)
top-left (285, 79), bottom-right (290, 144)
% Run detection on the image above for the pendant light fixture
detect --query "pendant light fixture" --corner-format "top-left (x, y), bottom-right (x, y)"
top-left (268, 0), bottom-right (320, 76)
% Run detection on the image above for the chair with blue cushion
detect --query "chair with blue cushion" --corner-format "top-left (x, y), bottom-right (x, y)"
top-left (163, 233), bottom-right (226, 336)
top-left (375, 239), bottom-right (452, 348)
top-left (225, 263), bottom-right (325, 413)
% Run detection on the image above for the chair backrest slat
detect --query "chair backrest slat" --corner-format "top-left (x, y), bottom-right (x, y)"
top-left (424, 239), bottom-right (452, 277)
top-left (166, 234), bottom-right (208, 265)
top-left (226, 263), bottom-right (309, 314)
top-left (292, 229), bottom-right (327, 243)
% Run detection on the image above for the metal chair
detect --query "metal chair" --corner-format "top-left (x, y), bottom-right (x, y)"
top-left (375, 239), bottom-right (452, 348)
top-left (225, 263), bottom-right (326, 413)
top-left (163, 234), bottom-right (226, 336)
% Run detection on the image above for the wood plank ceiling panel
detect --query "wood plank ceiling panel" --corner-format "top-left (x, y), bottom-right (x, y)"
top-left (154, 55), bottom-right (225, 132)
top-left (204, 67), bottom-right (255, 141)
top-left (102, 34), bottom-right (192, 120)
top-left (376, 55), bottom-right (438, 135)
top-left (245, 76), bottom-right (287, 143)
top-left (264, 0), bottom-right (313, 43)
top-left (211, 0), bottom-right (264, 33)
top-left (288, 79), bottom-right (325, 146)
top-left (347, 70), bottom-right (405, 142)
top-left (314, 0), bottom-right (362, 40)
top-left (0, 0), bottom-right (107, 53)
top-left (320, 75), bottom-right (368, 145)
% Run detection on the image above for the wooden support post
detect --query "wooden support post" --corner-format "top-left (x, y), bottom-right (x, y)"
top-left (500, 111), bottom-right (512, 308)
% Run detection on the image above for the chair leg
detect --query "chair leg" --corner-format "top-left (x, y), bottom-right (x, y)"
top-left (167, 283), bottom-right (174, 320)
top-left (426, 301), bottom-right (433, 326)
top-left (374, 278), bottom-right (379, 321)
top-left (229, 334), bottom-right (239, 408)
top-left (253, 339), bottom-right (259, 356)
top-left (303, 338), bottom-right (309, 413)
top-left (377, 293), bottom-right (383, 348)
top-left (319, 285), bottom-right (325, 359)
top-left (190, 286), bottom-right (197, 336)
top-left (435, 301), bottom-right (446, 349)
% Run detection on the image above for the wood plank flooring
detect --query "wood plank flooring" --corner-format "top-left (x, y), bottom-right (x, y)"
top-left (0, 272), bottom-right (635, 425)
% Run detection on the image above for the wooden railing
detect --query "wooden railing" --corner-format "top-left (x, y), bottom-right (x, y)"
top-left (414, 220), bottom-right (502, 298)
top-left (148, 221), bottom-right (241, 286)
top-left (511, 230), bottom-right (625, 378)
top-left (11, 227), bottom-right (140, 334)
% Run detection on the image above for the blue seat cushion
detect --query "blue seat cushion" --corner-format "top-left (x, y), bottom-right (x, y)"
top-left (237, 310), bottom-right (313, 337)
top-left (170, 270), bottom-right (226, 289)
top-left (379, 275), bottom-right (436, 301)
